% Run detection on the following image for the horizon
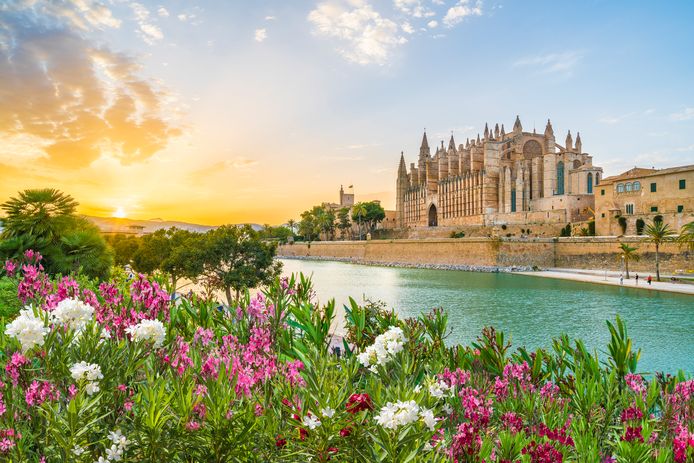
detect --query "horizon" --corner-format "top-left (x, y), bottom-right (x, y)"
top-left (2, 1), bottom-right (694, 225)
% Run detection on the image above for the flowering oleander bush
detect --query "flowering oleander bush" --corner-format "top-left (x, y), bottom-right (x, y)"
top-left (0, 252), bottom-right (692, 462)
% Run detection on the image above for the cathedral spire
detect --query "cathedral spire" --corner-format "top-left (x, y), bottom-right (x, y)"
top-left (476, 133), bottom-right (481, 144)
top-left (419, 130), bottom-right (430, 158)
top-left (500, 124), bottom-right (505, 138)
top-left (565, 130), bottom-right (573, 151)
top-left (448, 133), bottom-right (456, 152)
top-left (544, 119), bottom-right (554, 136)
top-left (575, 132), bottom-right (582, 153)
top-left (484, 123), bottom-right (489, 140)
top-left (494, 123), bottom-right (500, 139)
top-left (398, 151), bottom-right (407, 175)
top-left (513, 115), bottom-right (522, 132)
top-left (465, 138), bottom-right (470, 149)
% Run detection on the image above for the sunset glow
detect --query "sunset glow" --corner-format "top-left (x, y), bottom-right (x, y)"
top-left (113, 207), bottom-right (127, 219)
top-left (1, 1), bottom-right (693, 225)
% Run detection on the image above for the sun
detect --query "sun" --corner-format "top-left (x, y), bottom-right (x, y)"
top-left (113, 207), bottom-right (127, 219)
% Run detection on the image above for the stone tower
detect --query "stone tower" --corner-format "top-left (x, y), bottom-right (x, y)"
top-left (396, 152), bottom-right (408, 228)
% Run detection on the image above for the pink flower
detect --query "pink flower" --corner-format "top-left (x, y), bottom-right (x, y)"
top-left (25, 381), bottom-right (60, 407)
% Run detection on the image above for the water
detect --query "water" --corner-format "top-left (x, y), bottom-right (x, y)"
top-left (279, 258), bottom-right (694, 374)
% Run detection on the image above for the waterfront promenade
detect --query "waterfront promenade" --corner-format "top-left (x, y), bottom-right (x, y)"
top-left (517, 268), bottom-right (694, 295)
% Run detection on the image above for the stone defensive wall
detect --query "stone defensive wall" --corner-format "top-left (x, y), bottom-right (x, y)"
top-left (277, 237), bottom-right (691, 274)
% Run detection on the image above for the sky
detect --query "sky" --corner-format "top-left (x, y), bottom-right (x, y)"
top-left (1, 0), bottom-right (693, 225)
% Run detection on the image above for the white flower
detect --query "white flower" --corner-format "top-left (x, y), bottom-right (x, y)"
top-left (72, 445), bottom-right (85, 455)
top-left (414, 384), bottom-right (422, 393)
top-left (358, 326), bottom-right (406, 369)
top-left (428, 379), bottom-right (452, 399)
top-left (70, 361), bottom-right (103, 382)
top-left (70, 361), bottom-right (103, 396)
top-left (302, 414), bottom-right (321, 430)
top-left (85, 382), bottom-right (101, 396)
top-left (321, 407), bottom-right (335, 418)
top-left (125, 319), bottom-right (166, 348)
top-left (442, 403), bottom-right (453, 415)
top-left (52, 298), bottom-right (95, 330)
top-left (108, 429), bottom-right (126, 445)
top-left (375, 400), bottom-right (420, 429)
top-left (5, 307), bottom-right (49, 352)
top-left (424, 442), bottom-right (434, 451)
top-left (420, 408), bottom-right (437, 431)
top-left (105, 444), bottom-right (122, 460)
top-left (95, 457), bottom-right (108, 463)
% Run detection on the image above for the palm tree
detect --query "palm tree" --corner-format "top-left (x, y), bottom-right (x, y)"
top-left (643, 220), bottom-right (675, 281)
top-left (351, 203), bottom-right (367, 240)
top-left (677, 221), bottom-right (694, 252)
top-left (617, 243), bottom-right (640, 279)
top-left (287, 219), bottom-right (296, 235)
top-left (1, 188), bottom-right (78, 241)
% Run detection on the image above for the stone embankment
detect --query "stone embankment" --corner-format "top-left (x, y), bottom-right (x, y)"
top-left (278, 237), bottom-right (691, 275)
top-left (281, 255), bottom-right (533, 273)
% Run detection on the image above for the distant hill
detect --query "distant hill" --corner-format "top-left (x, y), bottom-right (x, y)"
top-left (85, 216), bottom-right (262, 235)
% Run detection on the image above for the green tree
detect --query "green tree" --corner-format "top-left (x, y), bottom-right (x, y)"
top-left (337, 207), bottom-right (352, 240)
top-left (0, 189), bottom-right (113, 279)
top-left (106, 234), bottom-right (141, 266)
top-left (298, 209), bottom-right (320, 243)
top-left (643, 220), bottom-right (675, 281)
top-left (287, 219), bottom-right (296, 235)
top-left (351, 201), bottom-right (385, 239)
top-left (1, 188), bottom-right (77, 241)
top-left (617, 242), bottom-right (640, 279)
top-left (677, 221), bottom-right (694, 252)
top-left (132, 228), bottom-right (204, 292)
top-left (363, 201), bottom-right (386, 233)
top-left (351, 202), bottom-right (368, 240)
top-left (316, 206), bottom-right (336, 240)
top-left (200, 225), bottom-right (282, 305)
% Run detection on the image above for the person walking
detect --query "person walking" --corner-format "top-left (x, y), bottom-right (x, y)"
top-left (647, 275), bottom-right (652, 285)
top-left (620, 274), bottom-right (624, 285)
top-left (635, 274), bottom-right (639, 285)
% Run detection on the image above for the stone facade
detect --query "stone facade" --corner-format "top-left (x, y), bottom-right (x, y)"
top-left (595, 165), bottom-right (694, 236)
top-left (395, 117), bottom-right (603, 230)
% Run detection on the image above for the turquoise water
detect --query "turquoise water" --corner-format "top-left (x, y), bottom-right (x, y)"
top-left (279, 259), bottom-right (694, 374)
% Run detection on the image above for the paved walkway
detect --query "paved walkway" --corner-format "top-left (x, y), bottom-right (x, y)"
top-left (517, 268), bottom-right (694, 296)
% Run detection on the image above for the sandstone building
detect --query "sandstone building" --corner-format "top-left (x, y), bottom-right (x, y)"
top-left (395, 116), bottom-right (603, 229)
top-left (595, 165), bottom-right (694, 236)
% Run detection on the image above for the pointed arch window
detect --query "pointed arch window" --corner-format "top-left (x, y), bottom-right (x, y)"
top-left (587, 173), bottom-right (593, 194)
top-left (556, 161), bottom-right (565, 195)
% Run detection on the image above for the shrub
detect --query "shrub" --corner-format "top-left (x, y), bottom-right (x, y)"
top-left (449, 231), bottom-right (465, 238)
top-left (0, 276), bottom-right (21, 320)
top-left (0, 253), bottom-right (691, 462)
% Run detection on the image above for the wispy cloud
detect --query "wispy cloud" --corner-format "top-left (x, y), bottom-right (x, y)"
top-left (308, 1), bottom-right (407, 65)
top-left (599, 109), bottom-right (654, 125)
top-left (255, 28), bottom-right (267, 42)
top-left (443, 0), bottom-right (483, 27)
top-left (670, 107), bottom-right (694, 121)
top-left (514, 51), bottom-right (583, 75)
top-left (130, 2), bottom-right (163, 44)
top-left (320, 155), bottom-right (365, 161)
top-left (188, 158), bottom-right (258, 183)
top-left (341, 143), bottom-right (383, 150)
top-left (598, 113), bottom-right (634, 125)
top-left (0, 2), bottom-right (181, 168)
top-left (394, 0), bottom-right (436, 18)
